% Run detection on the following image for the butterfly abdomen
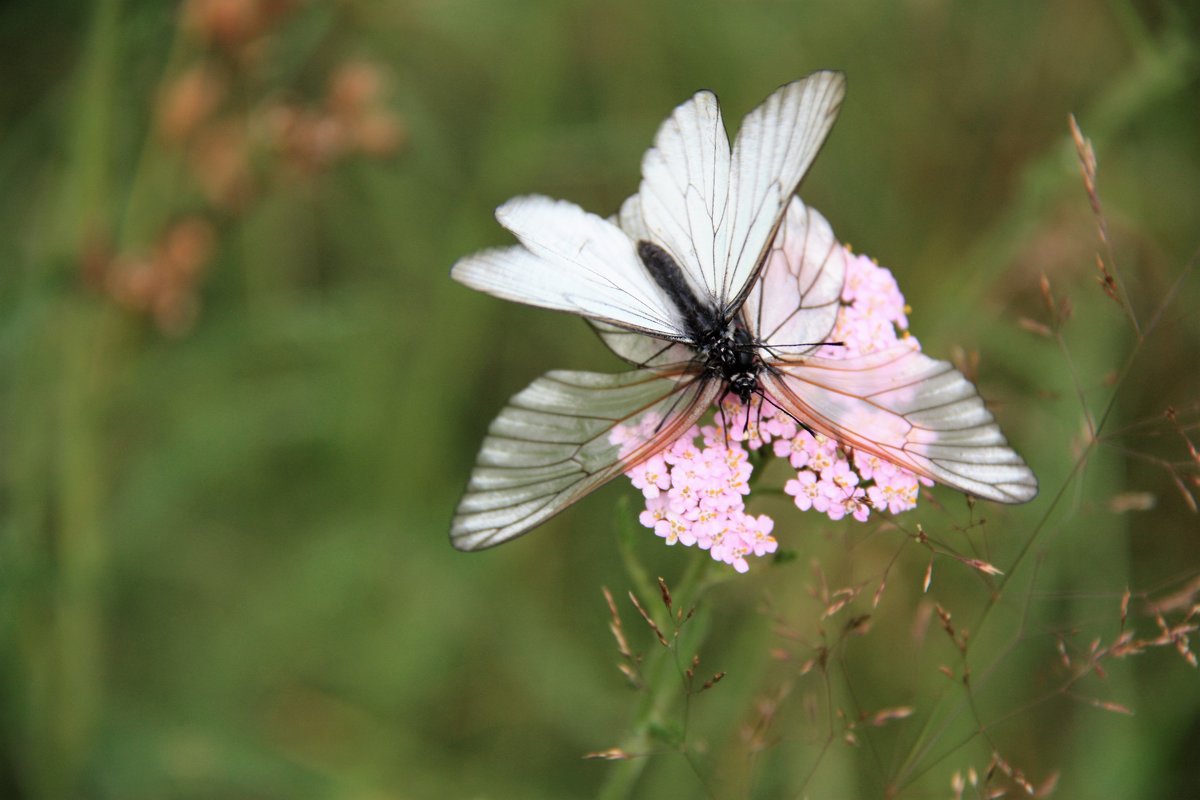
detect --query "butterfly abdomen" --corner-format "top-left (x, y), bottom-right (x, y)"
top-left (636, 240), bottom-right (715, 342)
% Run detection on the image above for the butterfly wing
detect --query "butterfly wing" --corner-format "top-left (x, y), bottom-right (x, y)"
top-left (636, 88), bottom-right (732, 307)
top-left (763, 347), bottom-right (1038, 503)
top-left (740, 197), bottom-right (845, 356)
top-left (587, 320), bottom-right (697, 371)
top-left (451, 369), bottom-right (718, 551)
top-left (451, 195), bottom-right (690, 339)
top-left (724, 72), bottom-right (846, 313)
top-left (635, 71), bottom-right (845, 313)
top-left (747, 194), bottom-right (1035, 504)
top-left (583, 198), bottom-right (702, 371)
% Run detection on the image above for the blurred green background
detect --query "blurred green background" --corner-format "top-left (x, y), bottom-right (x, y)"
top-left (1, 1), bottom-right (1199, 798)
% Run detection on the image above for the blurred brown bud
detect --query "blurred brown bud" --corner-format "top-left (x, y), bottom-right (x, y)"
top-left (161, 217), bottom-right (217, 281)
top-left (184, 0), bottom-right (261, 48)
top-left (328, 61), bottom-right (384, 118)
top-left (183, 0), bottom-right (303, 52)
top-left (105, 256), bottom-right (159, 312)
top-left (100, 218), bottom-right (216, 335)
top-left (158, 64), bottom-right (226, 143)
top-left (153, 285), bottom-right (201, 336)
top-left (259, 102), bottom-right (299, 143)
top-left (264, 103), bottom-right (348, 172)
top-left (296, 114), bottom-right (347, 170)
top-left (304, 115), bottom-right (349, 166)
top-left (258, 0), bottom-right (303, 26)
top-left (190, 120), bottom-right (254, 209)
top-left (352, 111), bottom-right (405, 157)
top-left (325, 60), bottom-right (405, 159)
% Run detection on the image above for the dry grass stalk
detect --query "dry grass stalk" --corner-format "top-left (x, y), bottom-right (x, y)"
top-left (1017, 317), bottom-right (1054, 338)
top-left (582, 748), bottom-right (632, 761)
top-left (627, 590), bottom-right (669, 647)
top-left (872, 574), bottom-right (888, 608)
top-left (959, 558), bottom-right (1004, 577)
top-left (1069, 113), bottom-right (1139, 335)
top-left (1146, 574), bottom-right (1200, 615)
top-left (1107, 492), bottom-right (1156, 513)
top-left (602, 586), bottom-right (643, 688)
top-left (864, 706), bottom-right (913, 727)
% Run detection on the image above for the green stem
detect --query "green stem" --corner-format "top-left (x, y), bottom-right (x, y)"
top-left (21, 2), bottom-right (124, 797)
top-left (599, 548), bottom-right (715, 800)
top-left (116, 6), bottom-right (190, 250)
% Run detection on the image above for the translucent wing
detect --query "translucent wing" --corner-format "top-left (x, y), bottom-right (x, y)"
top-left (451, 370), bottom-right (718, 551)
top-left (588, 199), bottom-right (698, 370)
top-left (634, 72), bottom-right (845, 314)
top-left (588, 320), bottom-right (696, 371)
top-left (741, 197), bottom-right (845, 355)
top-left (616, 192), bottom-right (652, 242)
top-left (637, 90), bottom-right (731, 307)
top-left (763, 346), bottom-right (1038, 503)
top-left (451, 196), bottom-right (689, 339)
top-left (724, 71), bottom-right (846, 312)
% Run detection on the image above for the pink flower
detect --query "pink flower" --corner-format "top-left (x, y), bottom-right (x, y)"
top-left (745, 515), bottom-right (778, 556)
top-left (839, 489), bottom-right (872, 522)
top-left (762, 413), bottom-right (798, 442)
top-left (628, 454), bottom-right (670, 499)
top-left (684, 505), bottom-right (722, 541)
top-left (823, 459), bottom-right (860, 492)
top-left (853, 449), bottom-right (886, 481)
top-left (785, 471), bottom-right (821, 512)
top-left (774, 432), bottom-right (813, 469)
top-left (666, 472), bottom-right (702, 514)
top-left (653, 511), bottom-right (690, 545)
top-left (638, 495), bottom-right (670, 528)
top-left (663, 431), bottom-right (703, 464)
top-left (867, 467), bottom-right (920, 514)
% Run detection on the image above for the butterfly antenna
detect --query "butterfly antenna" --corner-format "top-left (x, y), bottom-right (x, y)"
top-left (755, 389), bottom-right (817, 438)
top-left (757, 340), bottom-right (846, 359)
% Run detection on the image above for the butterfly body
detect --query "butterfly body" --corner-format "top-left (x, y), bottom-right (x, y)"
top-left (636, 238), bottom-right (763, 403)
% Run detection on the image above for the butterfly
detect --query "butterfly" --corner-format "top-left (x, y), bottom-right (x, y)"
top-left (450, 71), bottom-right (1037, 552)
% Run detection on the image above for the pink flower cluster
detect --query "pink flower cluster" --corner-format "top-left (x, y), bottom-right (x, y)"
top-left (610, 411), bottom-right (776, 574)
top-left (815, 251), bottom-right (911, 358)
top-left (613, 247), bottom-right (928, 572)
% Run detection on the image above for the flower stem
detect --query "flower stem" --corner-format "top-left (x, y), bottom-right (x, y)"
top-left (598, 549), bottom-right (715, 800)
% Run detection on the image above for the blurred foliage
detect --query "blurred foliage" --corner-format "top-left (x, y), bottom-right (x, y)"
top-left (1, 0), bottom-right (1199, 798)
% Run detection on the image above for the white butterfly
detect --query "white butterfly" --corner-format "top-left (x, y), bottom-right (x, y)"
top-left (450, 71), bottom-right (1037, 552)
